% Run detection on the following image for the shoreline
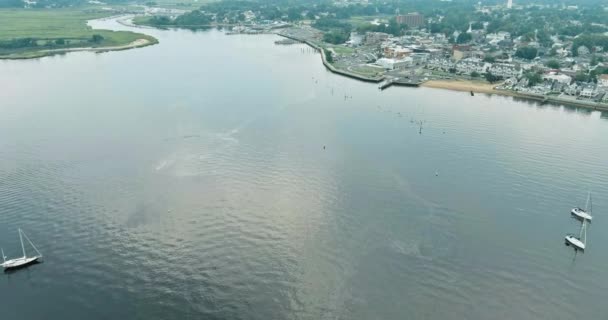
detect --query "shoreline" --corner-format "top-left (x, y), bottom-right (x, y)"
top-left (277, 32), bottom-right (607, 112)
top-left (421, 79), bottom-right (608, 112)
top-left (0, 37), bottom-right (157, 60)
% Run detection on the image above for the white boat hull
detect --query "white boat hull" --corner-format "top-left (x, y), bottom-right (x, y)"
top-left (1, 256), bottom-right (39, 270)
top-left (571, 208), bottom-right (592, 221)
top-left (565, 235), bottom-right (585, 251)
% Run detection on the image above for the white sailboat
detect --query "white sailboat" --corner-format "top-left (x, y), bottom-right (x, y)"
top-left (571, 192), bottom-right (593, 222)
top-left (1, 229), bottom-right (42, 270)
top-left (565, 220), bottom-right (587, 251)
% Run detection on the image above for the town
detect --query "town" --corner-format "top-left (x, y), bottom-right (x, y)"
top-left (136, 0), bottom-right (608, 108)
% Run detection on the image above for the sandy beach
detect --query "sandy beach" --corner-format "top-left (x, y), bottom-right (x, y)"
top-left (40, 38), bottom-right (153, 54)
top-left (421, 79), bottom-right (499, 94)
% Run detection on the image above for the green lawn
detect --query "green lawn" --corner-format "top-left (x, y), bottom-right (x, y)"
top-left (346, 15), bottom-right (390, 27)
top-left (0, 8), bottom-right (157, 58)
top-left (329, 45), bottom-right (354, 55)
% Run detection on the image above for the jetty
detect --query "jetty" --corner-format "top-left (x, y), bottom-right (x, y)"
top-left (379, 77), bottom-right (423, 90)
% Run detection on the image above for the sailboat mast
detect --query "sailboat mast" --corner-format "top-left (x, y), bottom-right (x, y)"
top-left (583, 221), bottom-right (587, 244)
top-left (20, 230), bottom-right (42, 258)
top-left (579, 220), bottom-right (586, 240)
top-left (1, 248), bottom-right (5, 263)
top-left (19, 228), bottom-right (26, 258)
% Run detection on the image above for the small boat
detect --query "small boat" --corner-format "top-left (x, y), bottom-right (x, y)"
top-left (571, 192), bottom-right (593, 222)
top-left (470, 91), bottom-right (474, 96)
top-left (565, 220), bottom-right (587, 251)
top-left (1, 229), bottom-right (42, 270)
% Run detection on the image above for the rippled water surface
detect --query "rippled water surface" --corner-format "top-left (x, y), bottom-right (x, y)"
top-left (1, 18), bottom-right (608, 320)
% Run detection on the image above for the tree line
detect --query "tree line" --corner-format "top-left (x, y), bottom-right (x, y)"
top-left (0, 34), bottom-right (104, 50)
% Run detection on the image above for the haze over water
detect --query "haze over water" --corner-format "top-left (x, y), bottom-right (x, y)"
top-left (1, 18), bottom-right (608, 320)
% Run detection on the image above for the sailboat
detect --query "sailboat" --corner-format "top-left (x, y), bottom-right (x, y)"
top-left (1, 229), bottom-right (42, 270)
top-left (571, 192), bottom-right (593, 222)
top-left (565, 220), bottom-right (587, 251)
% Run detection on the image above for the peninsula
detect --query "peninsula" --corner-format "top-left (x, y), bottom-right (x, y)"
top-left (0, 8), bottom-right (157, 59)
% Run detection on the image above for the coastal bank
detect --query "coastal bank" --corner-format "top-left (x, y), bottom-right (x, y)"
top-left (277, 32), bottom-right (384, 83)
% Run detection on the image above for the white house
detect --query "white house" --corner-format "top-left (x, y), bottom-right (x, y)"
top-left (543, 73), bottom-right (572, 84)
top-left (579, 84), bottom-right (599, 99)
top-left (598, 74), bottom-right (608, 88)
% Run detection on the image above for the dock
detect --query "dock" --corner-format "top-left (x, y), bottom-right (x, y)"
top-left (379, 77), bottom-right (423, 90)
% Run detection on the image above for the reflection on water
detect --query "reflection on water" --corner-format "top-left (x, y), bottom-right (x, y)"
top-left (0, 17), bottom-right (607, 320)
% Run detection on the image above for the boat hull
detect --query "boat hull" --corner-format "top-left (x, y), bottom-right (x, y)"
top-left (2, 256), bottom-right (39, 270)
top-left (571, 208), bottom-right (592, 221)
top-left (565, 236), bottom-right (585, 251)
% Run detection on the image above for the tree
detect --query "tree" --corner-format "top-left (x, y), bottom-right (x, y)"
top-left (483, 56), bottom-right (495, 63)
top-left (471, 71), bottom-right (480, 78)
top-left (545, 60), bottom-right (560, 69)
top-left (386, 17), bottom-right (405, 36)
top-left (485, 72), bottom-right (501, 83)
top-left (90, 34), bottom-right (104, 43)
top-left (456, 32), bottom-right (472, 44)
top-left (323, 31), bottom-right (349, 44)
top-left (572, 34), bottom-right (608, 56)
top-left (287, 7), bottom-right (301, 21)
top-left (150, 16), bottom-right (172, 26)
top-left (471, 21), bottom-right (484, 30)
top-left (575, 71), bottom-right (590, 82)
top-left (525, 72), bottom-right (542, 86)
top-left (54, 38), bottom-right (65, 45)
top-left (0, 0), bottom-right (23, 7)
top-left (515, 46), bottom-right (538, 60)
top-left (324, 49), bottom-right (333, 63)
top-left (590, 55), bottom-right (604, 66)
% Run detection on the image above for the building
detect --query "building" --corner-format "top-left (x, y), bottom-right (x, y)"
top-left (598, 74), bottom-right (608, 88)
top-left (364, 32), bottom-right (389, 45)
top-left (455, 58), bottom-right (489, 74)
top-left (579, 85), bottom-right (599, 99)
top-left (396, 13), bottom-right (424, 28)
top-left (489, 63), bottom-right (521, 78)
top-left (542, 72), bottom-right (572, 84)
top-left (384, 46), bottom-right (412, 59)
top-left (376, 58), bottom-right (412, 70)
top-left (507, 0), bottom-right (513, 9)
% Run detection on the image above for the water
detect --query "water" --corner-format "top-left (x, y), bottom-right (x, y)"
top-left (1, 17), bottom-right (608, 319)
